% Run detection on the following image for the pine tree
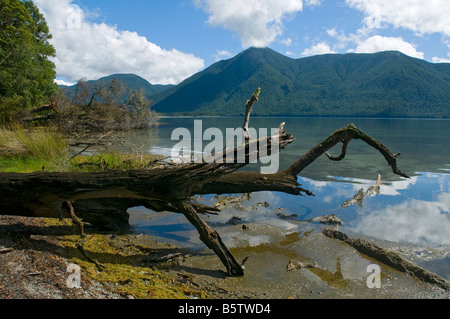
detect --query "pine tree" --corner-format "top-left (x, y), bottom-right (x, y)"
top-left (0, 0), bottom-right (58, 122)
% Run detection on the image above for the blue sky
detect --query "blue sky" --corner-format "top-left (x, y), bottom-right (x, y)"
top-left (34, 0), bottom-right (450, 86)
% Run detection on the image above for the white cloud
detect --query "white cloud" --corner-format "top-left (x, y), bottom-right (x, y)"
top-left (432, 57), bottom-right (450, 63)
top-left (196, 0), bottom-right (303, 48)
top-left (326, 28), bottom-right (338, 38)
top-left (279, 38), bottom-right (293, 47)
top-left (54, 79), bottom-right (76, 86)
top-left (285, 51), bottom-right (295, 56)
top-left (432, 41), bottom-right (450, 63)
top-left (301, 42), bottom-right (336, 56)
top-left (304, 0), bottom-right (323, 6)
top-left (345, 0), bottom-right (450, 37)
top-left (352, 35), bottom-right (424, 59)
top-left (214, 50), bottom-right (234, 61)
top-left (350, 192), bottom-right (450, 246)
top-left (34, 0), bottom-right (204, 84)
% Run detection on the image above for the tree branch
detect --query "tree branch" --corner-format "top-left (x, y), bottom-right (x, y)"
top-left (242, 87), bottom-right (260, 141)
top-left (284, 123), bottom-right (409, 178)
top-left (175, 200), bottom-right (244, 276)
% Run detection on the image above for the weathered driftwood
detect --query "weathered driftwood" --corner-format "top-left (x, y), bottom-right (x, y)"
top-left (0, 89), bottom-right (409, 276)
top-left (322, 229), bottom-right (450, 290)
top-left (341, 174), bottom-right (382, 208)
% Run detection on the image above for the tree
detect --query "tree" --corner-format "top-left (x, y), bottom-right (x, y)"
top-left (0, 0), bottom-right (58, 122)
top-left (51, 78), bottom-right (158, 131)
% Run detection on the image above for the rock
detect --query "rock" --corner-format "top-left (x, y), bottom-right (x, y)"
top-left (276, 212), bottom-right (299, 220)
top-left (227, 216), bottom-right (244, 225)
top-left (309, 214), bottom-right (343, 225)
top-left (286, 260), bottom-right (320, 271)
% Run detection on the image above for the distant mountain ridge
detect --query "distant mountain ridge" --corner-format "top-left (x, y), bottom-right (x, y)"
top-left (60, 48), bottom-right (450, 118)
top-left (59, 73), bottom-right (174, 101)
top-left (151, 48), bottom-right (450, 118)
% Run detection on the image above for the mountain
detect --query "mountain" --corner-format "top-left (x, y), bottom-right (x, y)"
top-left (60, 73), bottom-right (174, 101)
top-left (151, 48), bottom-right (450, 118)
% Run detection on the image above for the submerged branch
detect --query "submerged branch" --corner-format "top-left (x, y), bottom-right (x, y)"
top-left (323, 229), bottom-right (450, 290)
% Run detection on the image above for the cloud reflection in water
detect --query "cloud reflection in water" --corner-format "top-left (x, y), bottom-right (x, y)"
top-left (349, 192), bottom-right (450, 246)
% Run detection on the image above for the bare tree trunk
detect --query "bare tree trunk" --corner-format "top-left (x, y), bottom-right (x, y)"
top-left (0, 89), bottom-right (409, 276)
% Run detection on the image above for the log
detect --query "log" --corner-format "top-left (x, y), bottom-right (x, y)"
top-left (323, 229), bottom-right (450, 290)
top-left (0, 89), bottom-right (409, 276)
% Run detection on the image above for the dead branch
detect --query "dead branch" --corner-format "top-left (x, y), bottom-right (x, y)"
top-left (76, 242), bottom-right (106, 271)
top-left (285, 123), bottom-right (409, 178)
top-left (69, 130), bottom-right (114, 161)
top-left (143, 252), bottom-right (182, 263)
top-left (175, 200), bottom-right (245, 276)
top-left (242, 87), bottom-right (260, 141)
top-left (0, 247), bottom-right (13, 254)
top-left (341, 174), bottom-right (381, 208)
top-left (66, 201), bottom-right (85, 237)
top-left (322, 228), bottom-right (450, 290)
top-left (0, 88), bottom-right (410, 276)
top-left (30, 103), bottom-right (58, 115)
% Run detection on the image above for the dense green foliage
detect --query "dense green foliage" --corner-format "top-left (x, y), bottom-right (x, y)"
top-left (0, 0), bottom-right (58, 122)
top-left (151, 48), bottom-right (450, 118)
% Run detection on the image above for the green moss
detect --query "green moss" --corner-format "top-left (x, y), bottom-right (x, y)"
top-left (44, 219), bottom-right (207, 299)
top-left (73, 257), bottom-right (196, 299)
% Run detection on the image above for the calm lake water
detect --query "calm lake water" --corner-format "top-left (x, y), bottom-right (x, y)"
top-left (122, 117), bottom-right (450, 280)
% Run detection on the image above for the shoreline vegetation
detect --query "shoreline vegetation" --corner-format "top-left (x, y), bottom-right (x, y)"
top-left (0, 125), bottom-right (163, 173)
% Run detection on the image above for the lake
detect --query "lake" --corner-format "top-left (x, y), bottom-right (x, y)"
top-left (121, 117), bottom-right (450, 280)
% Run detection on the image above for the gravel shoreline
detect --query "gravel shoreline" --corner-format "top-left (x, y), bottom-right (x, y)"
top-left (0, 216), bottom-right (124, 299)
top-left (1, 215), bottom-right (449, 300)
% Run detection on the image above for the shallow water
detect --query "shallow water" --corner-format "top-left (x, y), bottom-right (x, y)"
top-left (124, 117), bottom-right (450, 281)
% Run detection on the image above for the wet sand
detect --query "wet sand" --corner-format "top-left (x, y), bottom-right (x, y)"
top-left (159, 222), bottom-right (449, 299)
top-left (1, 214), bottom-right (448, 299)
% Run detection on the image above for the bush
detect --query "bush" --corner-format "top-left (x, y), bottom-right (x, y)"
top-left (54, 79), bottom-right (159, 132)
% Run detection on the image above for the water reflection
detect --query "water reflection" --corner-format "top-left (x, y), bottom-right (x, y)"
top-left (120, 117), bottom-right (450, 180)
top-left (123, 118), bottom-right (450, 247)
top-left (123, 118), bottom-right (450, 279)
top-left (349, 192), bottom-right (450, 246)
top-left (130, 172), bottom-right (449, 247)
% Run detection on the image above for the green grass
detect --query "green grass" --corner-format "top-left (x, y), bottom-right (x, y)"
top-left (0, 125), bottom-right (69, 172)
top-left (0, 125), bottom-right (164, 173)
top-left (0, 156), bottom-right (48, 173)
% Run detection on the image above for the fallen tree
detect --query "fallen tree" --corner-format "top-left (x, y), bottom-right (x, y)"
top-left (0, 89), bottom-right (409, 276)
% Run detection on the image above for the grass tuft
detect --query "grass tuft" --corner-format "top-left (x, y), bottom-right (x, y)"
top-left (0, 124), bottom-right (69, 172)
